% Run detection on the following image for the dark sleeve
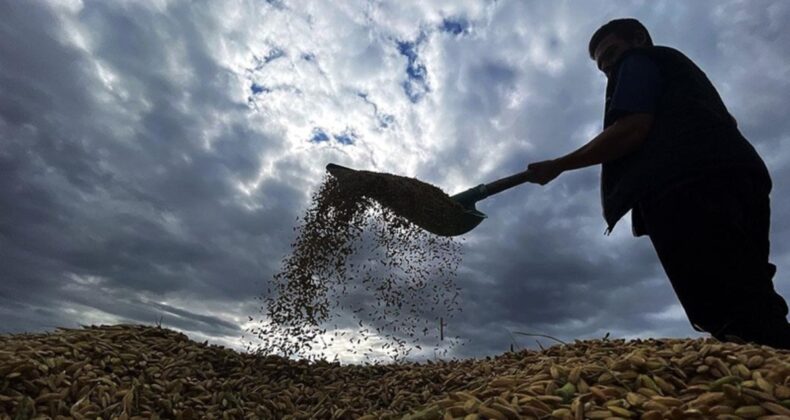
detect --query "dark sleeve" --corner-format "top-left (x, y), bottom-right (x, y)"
top-left (608, 54), bottom-right (662, 121)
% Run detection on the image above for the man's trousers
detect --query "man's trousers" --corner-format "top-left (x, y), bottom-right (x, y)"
top-left (638, 169), bottom-right (790, 349)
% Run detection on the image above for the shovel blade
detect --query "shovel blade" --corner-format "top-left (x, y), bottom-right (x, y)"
top-left (326, 163), bottom-right (355, 179)
top-left (325, 163), bottom-right (487, 237)
top-left (438, 208), bottom-right (486, 236)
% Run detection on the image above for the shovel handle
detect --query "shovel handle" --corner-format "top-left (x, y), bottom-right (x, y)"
top-left (483, 169), bottom-right (534, 197)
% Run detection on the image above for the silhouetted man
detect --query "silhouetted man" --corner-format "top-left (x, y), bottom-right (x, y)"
top-left (525, 18), bottom-right (790, 349)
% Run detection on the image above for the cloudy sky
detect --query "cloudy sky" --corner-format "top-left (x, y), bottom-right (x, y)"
top-left (3, 0), bottom-right (790, 364)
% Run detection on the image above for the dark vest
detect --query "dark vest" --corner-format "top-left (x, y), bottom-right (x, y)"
top-left (601, 46), bottom-right (772, 236)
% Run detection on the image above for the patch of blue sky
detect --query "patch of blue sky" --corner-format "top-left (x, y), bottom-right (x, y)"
top-left (250, 47), bottom-right (286, 72)
top-left (402, 78), bottom-right (428, 103)
top-left (357, 91), bottom-right (396, 129)
top-left (441, 18), bottom-right (468, 35)
top-left (333, 131), bottom-right (356, 145)
top-left (397, 40), bottom-right (418, 63)
top-left (263, 48), bottom-right (285, 64)
top-left (396, 37), bottom-right (430, 103)
top-left (250, 83), bottom-right (270, 95)
top-left (309, 128), bottom-right (330, 143)
top-left (405, 61), bottom-right (426, 80)
top-left (377, 113), bottom-right (395, 128)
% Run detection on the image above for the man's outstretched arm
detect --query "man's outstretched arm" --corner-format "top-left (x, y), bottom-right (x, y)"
top-left (526, 112), bottom-right (654, 185)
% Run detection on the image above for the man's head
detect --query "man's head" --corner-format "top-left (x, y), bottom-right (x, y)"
top-left (589, 18), bottom-right (653, 78)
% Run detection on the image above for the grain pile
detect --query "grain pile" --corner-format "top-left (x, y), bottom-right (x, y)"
top-left (246, 171), bottom-right (465, 362)
top-left (3, 324), bottom-right (790, 420)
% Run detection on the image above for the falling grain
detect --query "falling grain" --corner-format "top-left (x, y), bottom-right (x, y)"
top-left (245, 171), bottom-right (465, 363)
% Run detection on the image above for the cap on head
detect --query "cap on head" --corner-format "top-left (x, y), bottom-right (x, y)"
top-left (588, 18), bottom-right (653, 60)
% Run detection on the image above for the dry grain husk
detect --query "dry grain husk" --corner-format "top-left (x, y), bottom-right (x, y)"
top-left (2, 325), bottom-right (790, 419)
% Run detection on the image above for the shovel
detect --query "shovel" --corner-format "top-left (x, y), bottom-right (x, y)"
top-left (326, 163), bottom-right (535, 237)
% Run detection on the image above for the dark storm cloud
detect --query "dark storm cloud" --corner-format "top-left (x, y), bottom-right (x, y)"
top-left (0, 1), bottom-right (291, 337)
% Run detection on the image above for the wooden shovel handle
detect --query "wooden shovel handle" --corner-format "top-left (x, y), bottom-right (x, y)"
top-left (483, 169), bottom-right (534, 198)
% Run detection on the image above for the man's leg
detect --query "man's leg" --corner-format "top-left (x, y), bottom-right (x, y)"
top-left (640, 171), bottom-right (790, 348)
top-left (717, 174), bottom-right (789, 346)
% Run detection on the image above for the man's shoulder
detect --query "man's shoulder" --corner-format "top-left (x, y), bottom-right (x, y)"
top-left (622, 46), bottom-right (701, 76)
top-left (626, 45), bottom-right (687, 61)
